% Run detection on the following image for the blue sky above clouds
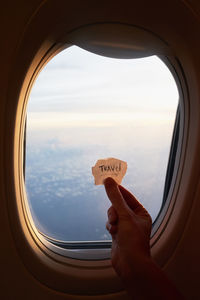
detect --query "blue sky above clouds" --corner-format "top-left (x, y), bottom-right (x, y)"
top-left (25, 46), bottom-right (179, 241)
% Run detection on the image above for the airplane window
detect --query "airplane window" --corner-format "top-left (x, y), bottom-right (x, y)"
top-left (25, 46), bottom-right (179, 244)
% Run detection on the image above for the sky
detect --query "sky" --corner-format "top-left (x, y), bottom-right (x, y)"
top-left (27, 46), bottom-right (179, 130)
top-left (25, 46), bottom-right (179, 241)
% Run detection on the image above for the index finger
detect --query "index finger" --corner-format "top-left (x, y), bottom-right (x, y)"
top-left (104, 177), bottom-right (130, 216)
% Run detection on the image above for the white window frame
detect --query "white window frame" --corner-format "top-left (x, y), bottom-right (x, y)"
top-left (24, 45), bottom-right (183, 260)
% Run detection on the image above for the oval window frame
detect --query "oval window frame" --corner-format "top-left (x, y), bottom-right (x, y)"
top-left (23, 24), bottom-right (184, 260)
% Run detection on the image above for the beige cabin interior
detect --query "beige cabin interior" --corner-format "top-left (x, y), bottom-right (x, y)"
top-left (1, 1), bottom-right (200, 299)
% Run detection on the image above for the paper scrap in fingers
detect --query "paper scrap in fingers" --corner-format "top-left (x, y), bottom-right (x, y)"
top-left (92, 157), bottom-right (127, 185)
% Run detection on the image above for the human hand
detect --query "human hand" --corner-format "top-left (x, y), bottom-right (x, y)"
top-left (104, 177), bottom-right (184, 299)
top-left (104, 177), bottom-right (152, 283)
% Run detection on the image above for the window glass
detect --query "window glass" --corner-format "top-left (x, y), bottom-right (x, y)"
top-left (25, 46), bottom-right (179, 242)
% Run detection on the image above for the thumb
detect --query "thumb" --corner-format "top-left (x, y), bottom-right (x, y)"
top-left (104, 177), bottom-right (130, 216)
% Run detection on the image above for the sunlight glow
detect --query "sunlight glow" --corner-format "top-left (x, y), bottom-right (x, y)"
top-left (28, 111), bottom-right (177, 129)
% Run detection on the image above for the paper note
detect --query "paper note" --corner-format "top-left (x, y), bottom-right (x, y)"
top-left (92, 157), bottom-right (127, 185)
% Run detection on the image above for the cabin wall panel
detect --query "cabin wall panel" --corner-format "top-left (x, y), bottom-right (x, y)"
top-left (164, 179), bottom-right (200, 300)
top-left (1, 0), bottom-right (200, 299)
